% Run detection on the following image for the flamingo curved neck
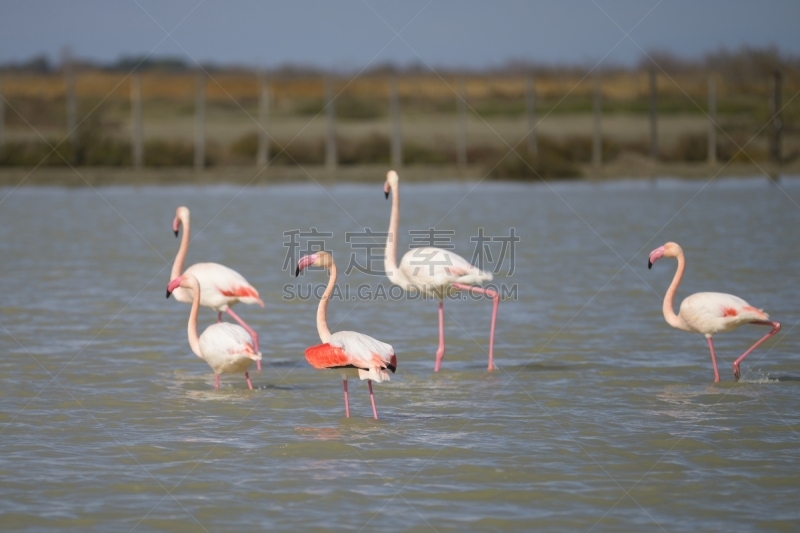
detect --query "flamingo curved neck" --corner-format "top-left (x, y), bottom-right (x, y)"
top-left (172, 213), bottom-right (190, 281)
top-left (317, 262), bottom-right (336, 343)
top-left (663, 252), bottom-right (689, 330)
top-left (186, 284), bottom-right (204, 359)
top-left (385, 183), bottom-right (413, 290)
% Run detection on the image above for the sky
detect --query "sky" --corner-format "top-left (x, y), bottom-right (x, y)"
top-left (1, 0), bottom-right (799, 70)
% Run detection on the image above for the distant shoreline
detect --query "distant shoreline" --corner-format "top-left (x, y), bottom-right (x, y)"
top-left (1, 159), bottom-right (798, 187)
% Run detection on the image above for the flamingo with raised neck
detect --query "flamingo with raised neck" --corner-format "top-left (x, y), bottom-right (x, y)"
top-left (648, 241), bottom-right (780, 382)
top-left (383, 170), bottom-right (500, 372)
top-left (296, 251), bottom-right (397, 419)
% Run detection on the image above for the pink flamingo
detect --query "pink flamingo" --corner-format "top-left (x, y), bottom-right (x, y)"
top-left (170, 206), bottom-right (264, 371)
top-left (296, 251), bottom-right (397, 419)
top-left (166, 273), bottom-right (261, 390)
top-left (383, 170), bottom-right (499, 372)
top-left (648, 242), bottom-right (780, 382)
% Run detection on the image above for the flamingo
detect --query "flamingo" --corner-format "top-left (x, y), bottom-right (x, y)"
top-left (166, 273), bottom-right (261, 390)
top-left (169, 206), bottom-right (264, 370)
top-left (295, 251), bottom-right (397, 419)
top-left (383, 170), bottom-right (499, 372)
top-left (648, 242), bottom-right (780, 382)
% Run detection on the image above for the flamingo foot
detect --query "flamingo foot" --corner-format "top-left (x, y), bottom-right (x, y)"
top-left (730, 321), bottom-right (780, 384)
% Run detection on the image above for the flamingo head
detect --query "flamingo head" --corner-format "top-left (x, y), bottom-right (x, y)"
top-left (166, 276), bottom-right (182, 298)
top-left (384, 170), bottom-right (399, 199)
top-left (166, 273), bottom-right (198, 298)
top-left (295, 251), bottom-right (333, 276)
top-left (173, 206), bottom-right (189, 237)
top-left (648, 242), bottom-right (683, 269)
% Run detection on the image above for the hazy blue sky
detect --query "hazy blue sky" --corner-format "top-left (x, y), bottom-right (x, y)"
top-left (1, 1), bottom-right (798, 69)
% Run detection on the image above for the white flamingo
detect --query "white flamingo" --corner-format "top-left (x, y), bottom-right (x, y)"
top-left (383, 170), bottom-right (499, 372)
top-left (167, 273), bottom-right (261, 390)
top-left (648, 241), bottom-right (780, 382)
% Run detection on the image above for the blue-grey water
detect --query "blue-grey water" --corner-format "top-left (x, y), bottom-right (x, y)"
top-left (1, 177), bottom-right (799, 532)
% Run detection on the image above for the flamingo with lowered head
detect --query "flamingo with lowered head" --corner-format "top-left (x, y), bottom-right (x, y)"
top-left (170, 206), bottom-right (264, 370)
top-left (296, 251), bottom-right (397, 419)
top-left (648, 242), bottom-right (780, 382)
top-left (383, 170), bottom-right (499, 372)
top-left (167, 273), bottom-right (261, 390)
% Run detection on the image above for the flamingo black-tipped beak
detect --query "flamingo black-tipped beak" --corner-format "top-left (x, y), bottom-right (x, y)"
top-left (648, 260), bottom-right (653, 270)
top-left (174, 229), bottom-right (179, 237)
top-left (384, 191), bottom-right (389, 199)
top-left (166, 289), bottom-right (172, 298)
top-left (295, 266), bottom-right (300, 277)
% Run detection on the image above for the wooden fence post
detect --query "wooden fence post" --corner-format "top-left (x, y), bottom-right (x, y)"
top-left (194, 71), bottom-right (205, 171)
top-left (707, 75), bottom-right (717, 165)
top-left (593, 74), bottom-right (602, 169)
top-left (0, 74), bottom-right (5, 146)
top-left (771, 69), bottom-right (783, 164)
top-left (257, 71), bottom-right (270, 167)
top-left (456, 76), bottom-right (467, 168)
top-left (526, 74), bottom-right (537, 157)
top-left (649, 67), bottom-right (658, 160)
top-left (65, 61), bottom-right (77, 156)
top-left (390, 75), bottom-right (402, 168)
top-left (325, 77), bottom-right (337, 170)
top-left (131, 72), bottom-right (143, 169)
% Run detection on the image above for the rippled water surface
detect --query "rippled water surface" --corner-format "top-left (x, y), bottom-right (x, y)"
top-left (1, 177), bottom-right (800, 532)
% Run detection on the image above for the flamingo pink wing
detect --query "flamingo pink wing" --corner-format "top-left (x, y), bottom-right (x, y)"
top-left (220, 285), bottom-right (261, 301)
top-left (305, 343), bottom-right (352, 369)
top-left (239, 342), bottom-right (257, 355)
top-left (445, 265), bottom-right (470, 277)
top-left (715, 301), bottom-right (767, 321)
top-left (742, 305), bottom-right (768, 319)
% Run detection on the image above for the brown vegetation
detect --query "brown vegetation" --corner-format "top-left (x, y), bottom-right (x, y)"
top-left (1, 47), bottom-right (798, 179)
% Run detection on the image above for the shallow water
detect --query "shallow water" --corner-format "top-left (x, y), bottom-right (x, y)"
top-left (1, 176), bottom-right (799, 532)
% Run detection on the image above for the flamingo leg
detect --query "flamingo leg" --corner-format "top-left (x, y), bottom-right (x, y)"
top-left (452, 283), bottom-right (500, 371)
top-left (434, 300), bottom-right (445, 372)
top-left (368, 380), bottom-right (378, 420)
top-left (214, 374), bottom-right (221, 389)
top-left (733, 321), bottom-right (781, 382)
top-left (245, 372), bottom-right (253, 390)
top-left (217, 312), bottom-right (223, 323)
top-left (706, 336), bottom-right (721, 383)
top-left (342, 378), bottom-right (350, 418)
top-left (225, 307), bottom-right (261, 371)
